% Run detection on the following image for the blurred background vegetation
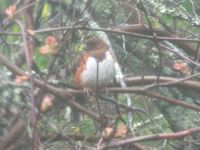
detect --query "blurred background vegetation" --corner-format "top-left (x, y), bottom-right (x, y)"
top-left (0, 0), bottom-right (200, 149)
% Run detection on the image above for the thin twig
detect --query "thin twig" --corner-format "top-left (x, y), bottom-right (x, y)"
top-left (14, 19), bottom-right (39, 149)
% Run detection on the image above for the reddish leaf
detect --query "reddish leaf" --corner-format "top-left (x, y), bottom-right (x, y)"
top-left (5, 5), bottom-right (16, 18)
top-left (15, 75), bottom-right (28, 84)
top-left (39, 36), bottom-right (58, 55)
top-left (40, 95), bottom-right (53, 112)
top-left (45, 36), bottom-right (57, 46)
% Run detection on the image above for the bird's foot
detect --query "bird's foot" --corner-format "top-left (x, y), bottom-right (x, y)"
top-left (102, 87), bottom-right (110, 95)
top-left (83, 88), bottom-right (91, 97)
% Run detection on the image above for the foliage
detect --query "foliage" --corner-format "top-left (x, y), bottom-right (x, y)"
top-left (0, 0), bottom-right (200, 149)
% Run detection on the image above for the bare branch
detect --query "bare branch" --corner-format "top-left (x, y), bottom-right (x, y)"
top-left (99, 127), bottom-right (200, 149)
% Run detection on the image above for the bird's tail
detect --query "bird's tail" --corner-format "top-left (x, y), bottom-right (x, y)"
top-left (67, 94), bottom-right (86, 122)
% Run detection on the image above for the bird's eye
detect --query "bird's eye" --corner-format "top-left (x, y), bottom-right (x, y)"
top-left (84, 44), bottom-right (91, 51)
top-left (84, 43), bottom-right (96, 51)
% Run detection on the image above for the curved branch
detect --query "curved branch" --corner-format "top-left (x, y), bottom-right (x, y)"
top-left (124, 76), bottom-right (200, 91)
top-left (108, 87), bottom-right (200, 111)
top-left (99, 126), bottom-right (200, 149)
top-left (0, 24), bottom-right (198, 57)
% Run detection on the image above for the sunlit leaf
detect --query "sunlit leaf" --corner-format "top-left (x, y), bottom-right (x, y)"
top-left (41, 3), bottom-right (51, 18)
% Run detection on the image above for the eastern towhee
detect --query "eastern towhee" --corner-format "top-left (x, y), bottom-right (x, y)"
top-left (70, 37), bottom-right (115, 121)
top-left (74, 37), bottom-right (115, 88)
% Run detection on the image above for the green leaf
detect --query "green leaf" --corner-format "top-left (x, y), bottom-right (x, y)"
top-left (41, 3), bottom-right (51, 18)
top-left (34, 49), bottom-right (48, 69)
top-left (0, 0), bottom-right (9, 10)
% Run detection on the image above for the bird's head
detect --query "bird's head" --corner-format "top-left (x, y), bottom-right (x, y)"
top-left (84, 37), bottom-right (109, 52)
top-left (82, 37), bottom-right (111, 61)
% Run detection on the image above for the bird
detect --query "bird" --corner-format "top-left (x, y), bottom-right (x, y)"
top-left (70, 37), bottom-right (116, 121)
top-left (74, 37), bottom-right (115, 88)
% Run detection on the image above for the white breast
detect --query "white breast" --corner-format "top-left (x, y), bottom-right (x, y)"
top-left (80, 51), bottom-right (115, 88)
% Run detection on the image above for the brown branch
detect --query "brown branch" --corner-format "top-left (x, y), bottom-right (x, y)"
top-left (41, 133), bottom-right (98, 143)
top-left (25, 76), bottom-right (200, 111)
top-left (146, 91), bottom-right (200, 111)
top-left (15, 12), bottom-right (38, 148)
top-left (112, 24), bottom-right (197, 57)
top-left (124, 76), bottom-right (200, 91)
top-left (0, 119), bottom-right (25, 149)
top-left (108, 87), bottom-right (200, 111)
top-left (29, 25), bottom-right (200, 42)
top-left (5, 140), bottom-right (29, 150)
top-left (157, 43), bottom-right (200, 67)
top-left (1, 52), bottom-right (200, 112)
top-left (1, 51), bottom-right (200, 149)
top-left (0, 52), bottom-right (100, 121)
top-left (99, 127), bottom-right (200, 149)
top-left (0, 24), bottom-right (198, 57)
top-left (131, 143), bottom-right (149, 150)
top-left (41, 133), bottom-right (149, 150)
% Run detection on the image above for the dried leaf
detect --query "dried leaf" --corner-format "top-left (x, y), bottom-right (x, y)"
top-left (103, 124), bottom-right (128, 139)
top-left (172, 60), bottom-right (191, 76)
top-left (39, 45), bottom-right (59, 55)
top-left (40, 95), bottom-right (53, 112)
top-left (15, 75), bottom-right (28, 84)
top-left (27, 29), bottom-right (36, 36)
top-left (114, 124), bottom-right (128, 138)
top-left (5, 5), bottom-right (16, 18)
top-left (102, 127), bottom-right (113, 138)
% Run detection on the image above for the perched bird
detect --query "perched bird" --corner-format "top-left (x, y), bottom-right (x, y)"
top-left (70, 37), bottom-right (116, 121)
top-left (74, 37), bottom-right (115, 88)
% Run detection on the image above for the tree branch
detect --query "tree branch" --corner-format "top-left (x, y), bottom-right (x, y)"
top-left (99, 127), bottom-right (200, 149)
top-left (0, 52), bottom-right (200, 113)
